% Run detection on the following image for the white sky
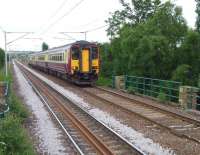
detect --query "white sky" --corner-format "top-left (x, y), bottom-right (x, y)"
top-left (0, 0), bottom-right (197, 51)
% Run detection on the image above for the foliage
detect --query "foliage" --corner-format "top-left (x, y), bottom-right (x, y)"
top-left (96, 75), bottom-right (112, 87)
top-left (127, 86), bottom-right (136, 94)
top-left (0, 48), bottom-right (5, 69)
top-left (172, 64), bottom-right (193, 85)
top-left (0, 69), bottom-right (35, 155)
top-left (0, 68), bottom-right (13, 82)
top-left (198, 74), bottom-right (200, 88)
top-left (106, 0), bottom-right (161, 38)
top-left (102, 1), bottom-right (200, 86)
top-left (0, 115), bottom-right (35, 155)
top-left (9, 92), bottom-right (29, 121)
top-left (196, 0), bottom-right (200, 33)
top-left (157, 91), bottom-right (167, 103)
top-left (42, 42), bottom-right (49, 51)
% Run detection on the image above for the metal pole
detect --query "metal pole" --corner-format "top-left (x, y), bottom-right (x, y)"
top-left (8, 49), bottom-right (10, 68)
top-left (4, 32), bottom-right (7, 77)
top-left (84, 32), bottom-right (87, 40)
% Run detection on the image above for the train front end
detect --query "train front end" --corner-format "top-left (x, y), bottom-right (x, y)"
top-left (70, 41), bottom-right (99, 84)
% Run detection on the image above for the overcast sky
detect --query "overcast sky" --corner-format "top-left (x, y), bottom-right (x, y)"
top-left (0, 0), bottom-right (197, 51)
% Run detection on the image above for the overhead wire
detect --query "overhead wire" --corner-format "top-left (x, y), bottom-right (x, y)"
top-left (85, 24), bottom-right (108, 32)
top-left (60, 33), bottom-right (76, 40)
top-left (40, 0), bottom-right (85, 35)
top-left (6, 33), bottom-right (34, 45)
top-left (36, 0), bottom-right (69, 34)
top-left (48, 0), bottom-right (69, 20)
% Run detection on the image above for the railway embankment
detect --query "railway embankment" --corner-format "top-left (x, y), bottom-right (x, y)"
top-left (0, 68), bottom-right (35, 155)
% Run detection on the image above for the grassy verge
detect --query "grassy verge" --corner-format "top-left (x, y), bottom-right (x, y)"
top-left (96, 75), bottom-right (112, 87)
top-left (0, 68), bottom-right (35, 155)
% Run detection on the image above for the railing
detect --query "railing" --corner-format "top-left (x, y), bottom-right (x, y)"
top-left (124, 75), bottom-right (182, 103)
top-left (197, 92), bottom-right (200, 110)
top-left (0, 81), bottom-right (9, 118)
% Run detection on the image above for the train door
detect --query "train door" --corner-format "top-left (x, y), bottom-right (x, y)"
top-left (82, 49), bottom-right (89, 73)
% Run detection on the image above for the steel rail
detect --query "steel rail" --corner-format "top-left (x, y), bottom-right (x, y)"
top-left (18, 64), bottom-right (115, 155)
top-left (17, 61), bottom-right (146, 155)
top-left (83, 86), bottom-right (200, 144)
top-left (96, 86), bottom-right (200, 125)
top-left (17, 64), bottom-right (84, 155)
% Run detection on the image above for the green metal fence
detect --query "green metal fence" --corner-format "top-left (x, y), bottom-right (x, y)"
top-left (124, 75), bottom-right (182, 103)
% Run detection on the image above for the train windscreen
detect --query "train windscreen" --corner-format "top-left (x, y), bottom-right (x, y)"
top-left (71, 47), bottom-right (80, 60)
top-left (92, 47), bottom-right (98, 59)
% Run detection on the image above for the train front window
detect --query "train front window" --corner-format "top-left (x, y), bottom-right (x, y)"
top-left (92, 47), bottom-right (98, 59)
top-left (71, 47), bottom-right (80, 60)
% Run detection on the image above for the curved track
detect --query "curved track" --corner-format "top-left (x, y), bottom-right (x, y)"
top-left (17, 62), bottom-right (145, 155)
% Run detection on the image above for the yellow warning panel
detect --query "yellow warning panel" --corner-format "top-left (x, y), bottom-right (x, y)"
top-left (82, 49), bottom-right (89, 72)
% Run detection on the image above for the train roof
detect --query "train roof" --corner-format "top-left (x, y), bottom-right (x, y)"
top-left (30, 41), bottom-right (97, 56)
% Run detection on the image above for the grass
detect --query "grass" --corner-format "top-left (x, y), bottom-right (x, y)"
top-left (0, 67), bottom-right (35, 155)
top-left (96, 75), bottom-right (112, 87)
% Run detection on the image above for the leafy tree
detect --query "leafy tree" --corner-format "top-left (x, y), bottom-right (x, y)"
top-left (115, 2), bottom-right (187, 78)
top-left (177, 30), bottom-right (200, 85)
top-left (172, 64), bottom-right (193, 85)
top-left (101, 1), bottom-right (200, 86)
top-left (131, 0), bottom-right (161, 23)
top-left (42, 42), bottom-right (49, 51)
top-left (106, 0), bottom-right (161, 38)
top-left (196, 0), bottom-right (200, 33)
top-left (99, 43), bottom-right (113, 76)
top-left (0, 48), bottom-right (5, 69)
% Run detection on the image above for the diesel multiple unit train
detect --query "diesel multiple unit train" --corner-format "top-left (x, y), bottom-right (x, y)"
top-left (28, 41), bottom-right (100, 84)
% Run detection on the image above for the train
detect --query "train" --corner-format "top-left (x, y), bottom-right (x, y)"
top-left (28, 41), bottom-right (100, 85)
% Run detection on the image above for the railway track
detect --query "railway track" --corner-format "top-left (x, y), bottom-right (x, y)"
top-left (82, 86), bottom-right (200, 144)
top-left (16, 62), bottom-right (145, 155)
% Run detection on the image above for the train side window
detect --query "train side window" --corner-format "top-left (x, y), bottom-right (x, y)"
top-left (92, 47), bottom-right (98, 59)
top-left (71, 47), bottom-right (80, 60)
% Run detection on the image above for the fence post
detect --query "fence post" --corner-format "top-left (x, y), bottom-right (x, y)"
top-left (124, 75), bottom-right (127, 90)
top-left (112, 75), bottom-right (115, 88)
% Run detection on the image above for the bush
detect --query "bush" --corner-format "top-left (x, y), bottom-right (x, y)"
top-left (157, 91), bottom-right (167, 103)
top-left (9, 93), bottom-right (29, 121)
top-left (0, 48), bottom-right (5, 69)
top-left (96, 76), bottom-right (112, 87)
top-left (127, 86), bottom-right (136, 94)
top-left (0, 115), bottom-right (35, 155)
top-left (172, 64), bottom-right (194, 85)
top-left (0, 68), bottom-right (35, 155)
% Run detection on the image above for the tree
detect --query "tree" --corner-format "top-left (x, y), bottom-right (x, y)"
top-left (42, 42), bottom-right (49, 51)
top-left (172, 64), bottom-right (193, 85)
top-left (131, 0), bottom-right (161, 23)
top-left (196, 0), bottom-right (200, 33)
top-left (177, 30), bottom-right (200, 85)
top-left (106, 0), bottom-right (161, 38)
top-left (118, 2), bottom-right (187, 78)
top-left (0, 48), bottom-right (5, 69)
top-left (102, 1), bottom-right (200, 86)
